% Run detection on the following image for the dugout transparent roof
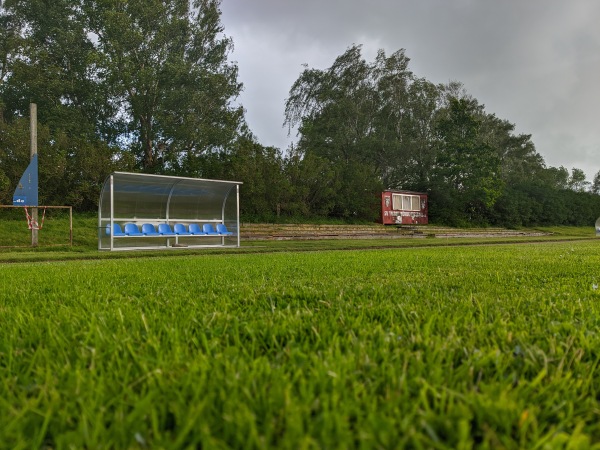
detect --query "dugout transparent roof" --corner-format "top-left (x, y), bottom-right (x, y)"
top-left (98, 172), bottom-right (242, 251)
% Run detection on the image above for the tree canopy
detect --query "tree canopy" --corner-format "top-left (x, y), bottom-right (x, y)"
top-left (0, 0), bottom-right (243, 207)
top-left (284, 45), bottom-right (600, 225)
top-left (1, 6), bottom-right (598, 226)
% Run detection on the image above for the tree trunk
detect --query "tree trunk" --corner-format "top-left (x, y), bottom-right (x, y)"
top-left (140, 116), bottom-right (154, 170)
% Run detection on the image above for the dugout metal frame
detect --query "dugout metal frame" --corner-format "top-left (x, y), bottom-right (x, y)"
top-left (98, 172), bottom-right (242, 251)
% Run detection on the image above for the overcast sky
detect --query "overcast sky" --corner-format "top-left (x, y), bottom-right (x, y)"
top-left (220, 0), bottom-right (600, 181)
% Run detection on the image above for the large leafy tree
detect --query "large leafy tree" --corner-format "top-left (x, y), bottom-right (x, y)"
top-left (398, 77), bottom-right (442, 190)
top-left (284, 45), bottom-right (428, 219)
top-left (478, 114), bottom-right (544, 185)
top-left (0, 0), bottom-right (121, 208)
top-left (0, 0), bottom-right (244, 208)
top-left (0, 0), bottom-right (113, 138)
top-left (85, 0), bottom-right (243, 173)
top-left (431, 97), bottom-right (503, 224)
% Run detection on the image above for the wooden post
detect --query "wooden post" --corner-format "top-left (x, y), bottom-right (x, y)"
top-left (69, 206), bottom-right (73, 246)
top-left (30, 103), bottom-right (38, 247)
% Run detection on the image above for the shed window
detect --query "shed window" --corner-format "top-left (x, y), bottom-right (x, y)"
top-left (412, 196), bottom-right (421, 211)
top-left (391, 193), bottom-right (421, 211)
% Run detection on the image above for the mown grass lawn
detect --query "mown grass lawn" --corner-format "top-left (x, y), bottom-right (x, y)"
top-left (0, 211), bottom-right (596, 264)
top-left (2, 240), bottom-right (600, 449)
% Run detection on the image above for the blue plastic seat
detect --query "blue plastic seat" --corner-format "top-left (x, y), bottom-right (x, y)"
top-left (106, 223), bottom-right (126, 236)
top-left (174, 223), bottom-right (191, 235)
top-left (124, 223), bottom-right (143, 236)
top-left (158, 223), bottom-right (176, 236)
top-left (203, 224), bottom-right (218, 235)
top-left (141, 223), bottom-right (160, 236)
top-left (216, 223), bottom-right (233, 235)
top-left (189, 223), bottom-right (206, 235)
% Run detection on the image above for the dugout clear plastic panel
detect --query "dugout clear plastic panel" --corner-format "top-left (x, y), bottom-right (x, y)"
top-left (98, 172), bottom-right (241, 251)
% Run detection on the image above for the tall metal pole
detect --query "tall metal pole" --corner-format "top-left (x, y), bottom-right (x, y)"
top-left (30, 103), bottom-right (38, 247)
top-left (236, 184), bottom-right (240, 248)
top-left (110, 174), bottom-right (114, 251)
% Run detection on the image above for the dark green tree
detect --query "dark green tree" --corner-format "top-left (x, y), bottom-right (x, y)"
top-left (478, 114), bottom-right (544, 185)
top-left (1, 0), bottom-right (244, 208)
top-left (283, 146), bottom-right (338, 218)
top-left (540, 166), bottom-right (570, 190)
top-left (223, 136), bottom-right (289, 221)
top-left (0, 0), bottom-right (122, 208)
top-left (567, 167), bottom-right (590, 192)
top-left (85, 0), bottom-right (243, 173)
top-left (0, 0), bottom-right (114, 139)
top-left (592, 170), bottom-right (600, 195)
top-left (285, 45), bottom-right (419, 219)
top-left (431, 97), bottom-right (503, 224)
top-left (399, 77), bottom-right (442, 190)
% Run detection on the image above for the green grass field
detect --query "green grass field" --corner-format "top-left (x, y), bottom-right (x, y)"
top-left (2, 236), bottom-right (600, 449)
top-left (0, 211), bottom-right (596, 263)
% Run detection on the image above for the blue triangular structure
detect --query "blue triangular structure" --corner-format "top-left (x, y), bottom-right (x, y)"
top-left (13, 154), bottom-right (39, 206)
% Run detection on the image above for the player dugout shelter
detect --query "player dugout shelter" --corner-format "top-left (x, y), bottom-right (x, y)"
top-left (98, 172), bottom-right (242, 251)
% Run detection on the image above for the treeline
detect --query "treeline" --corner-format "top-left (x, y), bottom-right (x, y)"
top-left (282, 45), bottom-right (600, 226)
top-left (1, 1), bottom-right (599, 226)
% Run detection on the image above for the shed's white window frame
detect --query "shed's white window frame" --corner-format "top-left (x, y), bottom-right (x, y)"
top-left (392, 193), bottom-right (421, 211)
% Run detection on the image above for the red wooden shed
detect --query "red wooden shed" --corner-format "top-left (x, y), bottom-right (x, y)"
top-left (381, 190), bottom-right (428, 225)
